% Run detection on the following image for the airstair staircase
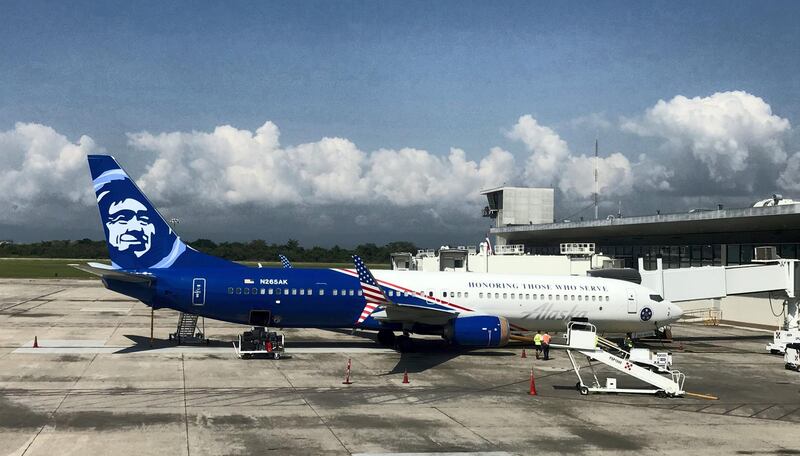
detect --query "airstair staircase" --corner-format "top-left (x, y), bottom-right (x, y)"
top-left (554, 322), bottom-right (685, 397)
top-left (169, 312), bottom-right (205, 344)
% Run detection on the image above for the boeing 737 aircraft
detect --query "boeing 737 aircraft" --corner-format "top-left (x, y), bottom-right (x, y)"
top-left (76, 155), bottom-right (682, 349)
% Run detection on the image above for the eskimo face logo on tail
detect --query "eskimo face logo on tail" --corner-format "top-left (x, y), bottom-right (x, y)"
top-left (105, 197), bottom-right (155, 257)
top-left (93, 166), bottom-right (183, 270)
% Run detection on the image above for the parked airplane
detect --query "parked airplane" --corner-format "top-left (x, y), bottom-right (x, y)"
top-left (76, 155), bottom-right (682, 349)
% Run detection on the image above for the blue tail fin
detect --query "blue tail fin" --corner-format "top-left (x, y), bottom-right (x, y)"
top-left (88, 155), bottom-right (237, 270)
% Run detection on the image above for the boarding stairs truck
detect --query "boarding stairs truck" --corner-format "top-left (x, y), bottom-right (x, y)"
top-left (554, 322), bottom-right (686, 397)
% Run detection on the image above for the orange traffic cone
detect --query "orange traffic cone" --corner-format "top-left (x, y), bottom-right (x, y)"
top-left (402, 370), bottom-right (410, 384)
top-left (342, 358), bottom-right (353, 385)
top-left (528, 368), bottom-right (537, 396)
top-left (33, 336), bottom-right (38, 348)
top-left (521, 348), bottom-right (527, 359)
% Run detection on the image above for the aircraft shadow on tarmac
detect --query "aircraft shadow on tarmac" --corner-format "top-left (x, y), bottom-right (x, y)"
top-left (326, 328), bottom-right (514, 375)
top-left (114, 334), bottom-right (230, 354)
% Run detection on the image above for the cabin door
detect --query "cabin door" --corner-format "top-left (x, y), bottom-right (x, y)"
top-left (626, 289), bottom-right (637, 313)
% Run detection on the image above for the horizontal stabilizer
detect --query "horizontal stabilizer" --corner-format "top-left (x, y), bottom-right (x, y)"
top-left (70, 262), bottom-right (154, 283)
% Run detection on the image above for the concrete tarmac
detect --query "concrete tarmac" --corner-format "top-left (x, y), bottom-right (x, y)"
top-left (1, 279), bottom-right (799, 455)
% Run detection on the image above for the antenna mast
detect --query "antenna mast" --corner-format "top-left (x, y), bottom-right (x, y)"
top-left (594, 139), bottom-right (599, 220)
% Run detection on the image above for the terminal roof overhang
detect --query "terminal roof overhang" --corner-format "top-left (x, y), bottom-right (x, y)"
top-left (490, 204), bottom-right (800, 245)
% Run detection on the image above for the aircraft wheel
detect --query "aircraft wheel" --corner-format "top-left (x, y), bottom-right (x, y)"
top-left (656, 390), bottom-right (667, 398)
top-left (579, 386), bottom-right (589, 396)
top-left (377, 329), bottom-right (396, 347)
top-left (396, 335), bottom-right (413, 353)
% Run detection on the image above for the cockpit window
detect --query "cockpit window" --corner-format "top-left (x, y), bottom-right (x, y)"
top-left (650, 294), bottom-right (664, 302)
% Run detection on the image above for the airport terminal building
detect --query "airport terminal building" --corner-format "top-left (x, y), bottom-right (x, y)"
top-left (483, 187), bottom-right (800, 270)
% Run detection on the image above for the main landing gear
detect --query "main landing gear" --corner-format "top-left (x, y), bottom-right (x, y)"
top-left (377, 329), bottom-right (414, 352)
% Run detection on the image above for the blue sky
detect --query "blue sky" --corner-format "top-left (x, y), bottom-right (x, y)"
top-left (2, 1), bottom-right (800, 245)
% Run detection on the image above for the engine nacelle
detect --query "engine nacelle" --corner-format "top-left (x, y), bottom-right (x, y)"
top-left (443, 315), bottom-right (509, 347)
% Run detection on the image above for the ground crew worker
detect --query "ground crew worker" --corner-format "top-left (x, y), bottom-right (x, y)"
top-left (533, 331), bottom-right (543, 359)
top-left (542, 332), bottom-right (552, 360)
top-left (624, 332), bottom-right (634, 351)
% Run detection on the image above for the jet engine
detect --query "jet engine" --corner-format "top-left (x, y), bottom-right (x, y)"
top-left (443, 315), bottom-right (510, 347)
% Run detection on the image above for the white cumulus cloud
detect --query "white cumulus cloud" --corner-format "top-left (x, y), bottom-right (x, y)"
top-left (506, 114), bottom-right (570, 186)
top-left (0, 122), bottom-right (98, 222)
top-left (558, 153), bottom-right (634, 198)
top-left (622, 91), bottom-right (791, 183)
top-left (129, 121), bottom-right (514, 212)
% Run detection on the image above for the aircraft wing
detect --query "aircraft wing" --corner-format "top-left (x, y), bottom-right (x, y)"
top-left (70, 262), bottom-right (154, 284)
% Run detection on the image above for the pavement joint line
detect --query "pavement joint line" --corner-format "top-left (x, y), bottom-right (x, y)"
top-left (433, 406), bottom-right (495, 447)
top-left (775, 407), bottom-right (800, 421)
top-left (181, 354), bottom-right (190, 456)
top-left (21, 352), bottom-right (98, 456)
top-left (273, 355), bottom-right (352, 454)
top-left (0, 288), bottom-right (66, 313)
top-left (750, 404), bottom-right (777, 418)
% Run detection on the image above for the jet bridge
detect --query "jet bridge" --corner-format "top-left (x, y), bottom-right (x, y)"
top-left (637, 253), bottom-right (800, 353)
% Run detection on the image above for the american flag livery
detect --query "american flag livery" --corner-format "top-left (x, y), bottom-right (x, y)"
top-left (352, 255), bottom-right (390, 324)
top-left (278, 254), bottom-right (293, 269)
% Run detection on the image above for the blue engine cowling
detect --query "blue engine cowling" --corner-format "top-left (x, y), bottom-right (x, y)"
top-left (443, 315), bottom-right (510, 347)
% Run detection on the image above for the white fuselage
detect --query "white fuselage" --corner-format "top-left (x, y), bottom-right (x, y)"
top-left (370, 270), bottom-right (682, 333)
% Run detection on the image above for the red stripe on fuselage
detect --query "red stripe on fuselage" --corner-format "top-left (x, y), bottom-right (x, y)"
top-left (334, 268), bottom-right (474, 312)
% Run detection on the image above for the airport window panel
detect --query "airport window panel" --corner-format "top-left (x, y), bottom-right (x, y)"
top-left (556, 295), bottom-right (560, 301)
top-left (291, 289), bottom-right (297, 295)
top-left (571, 295), bottom-right (575, 301)
top-left (464, 292), bottom-right (468, 298)
top-left (358, 290), bottom-right (363, 296)
top-left (458, 292), bottom-right (462, 298)
top-left (547, 294), bottom-right (551, 300)
top-left (283, 288), bottom-right (289, 295)
top-left (319, 289), bottom-right (324, 296)
top-left (741, 245), bottom-right (753, 264)
top-left (307, 289), bottom-right (312, 295)
top-left (236, 288), bottom-right (241, 294)
top-left (495, 293), bottom-right (499, 299)
top-left (605, 296), bottom-right (610, 302)
top-left (244, 288), bottom-right (250, 295)
top-left (227, 287), bottom-right (233, 294)
top-left (780, 244), bottom-right (797, 260)
top-left (275, 288), bottom-right (281, 295)
top-left (332, 289), bottom-right (338, 296)
top-left (578, 295), bottom-right (582, 301)
top-left (702, 245), bottom-right (713, 267)
top-left (479, 292), bottom-right (484, 298)
top-left (251, 288), bottom-right (256, 295)
top-left (585, 295), bottom-right (589, 301)
top-left (503, 293), bottom-right (507, 299)
top-left (299, 289), bottom-right (305, 295)
top-left (268, 288), bottom-right (273, 295)
top-left (680, 246), bottom-right (690, 269)
top-left (260, 289), bottom-right (265, 295)
top-left (349, 290), bottom-right (354, 296)
top-left (713, 244), bottom-right (722, 266)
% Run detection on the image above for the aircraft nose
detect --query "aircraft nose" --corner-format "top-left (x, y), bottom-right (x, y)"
top-left (669, 302), bottom-right (683, 321)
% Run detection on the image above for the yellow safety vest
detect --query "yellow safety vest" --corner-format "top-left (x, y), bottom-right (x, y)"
top-left (533, 334), bottom-right (543, 346)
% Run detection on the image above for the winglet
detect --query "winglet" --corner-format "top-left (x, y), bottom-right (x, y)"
top-left (278, 254), bottom-right (293, 269)
top-left (352, 255), bottom-right (390, 325)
